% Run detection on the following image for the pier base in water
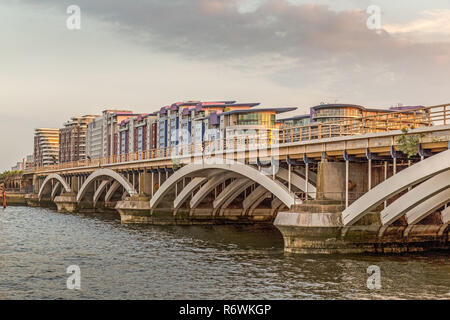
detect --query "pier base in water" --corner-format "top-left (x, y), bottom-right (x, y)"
top-left (54, 194), bottom-right (78, 213)
top-left (274, 201), bottom-right (449, 254)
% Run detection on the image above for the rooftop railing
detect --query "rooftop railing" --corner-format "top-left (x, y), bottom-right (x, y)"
top-left (24, 103), bottom-right (450, 173)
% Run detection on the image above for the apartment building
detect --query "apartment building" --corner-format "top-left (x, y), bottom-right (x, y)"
top-left (59, 115), bottom-right (98, 163)
top-left (220, 108), bottom-right (296, 149)
top-left (86, 109), bottom-right (138, 159)
top-left (33, 128), bottom-right (60, 167)
top-left (118, 113), bottom-right (158, 156)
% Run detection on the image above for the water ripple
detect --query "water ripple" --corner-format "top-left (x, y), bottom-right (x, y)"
top-left (0, 206), bottom-right (449, 299)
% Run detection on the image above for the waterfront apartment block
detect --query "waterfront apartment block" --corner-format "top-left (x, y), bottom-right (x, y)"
top-left (118, 113), bottom-right (158, 156)
top-left (31, 101), bottom-right (431, 167)
top-left (33, 128), bottom-right (60, 167)
top-left (59, 115), bottom-right (98, 163)
top-left (220, 107), bottom-right (297, 149)
top-left (309, 103), bottom-right (428, 128)
top-left (86, 110), bottom-right (138, 159)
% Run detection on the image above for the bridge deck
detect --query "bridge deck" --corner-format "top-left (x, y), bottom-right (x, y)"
top-left (25, 124), bottom-right (450, 176)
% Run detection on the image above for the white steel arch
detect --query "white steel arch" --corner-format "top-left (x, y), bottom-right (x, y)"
top-left (405, 188), bottom-right (450, 225)
top-left (243, 185), bottom-right (267, 211)
top-left (38, 174), bottom-right (71, 199)
top-left (93, 180), bottom-right (111, 205)
top-left (189, 172), bottom-right (237, 210)
top-left (173, 177), bottom-right (207, 211)
top-left (51, 181), bottom-right (61, 200)
top-left (150, 161), bottom-right (299, 210)
top-left (380, 170), bottom-right (450, 226)
top-left (77, 169), bottom-right (137, 203)
top-left (342, 149), bottom-right (450, 226)
top-left (215, 180), bottom-right (254, 215)
top-left (105, 181), bottom-right (121, 203)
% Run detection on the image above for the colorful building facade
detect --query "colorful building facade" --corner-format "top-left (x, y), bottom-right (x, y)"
top-left (59, 115), bottom-right (98, 163)
top-left (33, 128), bottom-right (60, 167)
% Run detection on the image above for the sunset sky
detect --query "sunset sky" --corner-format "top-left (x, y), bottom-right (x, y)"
top-left (1, 0), bottom-right (450, 170)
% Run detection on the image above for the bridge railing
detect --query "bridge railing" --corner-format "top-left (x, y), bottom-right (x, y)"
top-left (27, 104), bottom-right (450, 173)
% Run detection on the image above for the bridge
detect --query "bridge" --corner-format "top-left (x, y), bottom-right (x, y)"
top-left (23, 104), bottom-right (450, 253)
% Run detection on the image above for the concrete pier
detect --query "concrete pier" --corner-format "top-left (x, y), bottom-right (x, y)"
top-left (54, 194), bottom-right (78, 213)
top-left (274, 201), bottom-right (449, 254)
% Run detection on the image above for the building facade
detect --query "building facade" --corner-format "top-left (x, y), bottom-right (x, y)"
top-left (59, 115), bottom-right (98, 163)
top-left (220, 108), bottom-right (296, 149)
top-left (30, 101), bottom-right (432, 168)
top-left (118, 113), bottom-right (158, 158)
top-left (86, 110), bottom-right (138, 159)
top-left (33, 128), bottom-right (60, 167)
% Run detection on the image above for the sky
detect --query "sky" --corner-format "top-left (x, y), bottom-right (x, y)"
top-left (1, 0), bottom-right (450, 171)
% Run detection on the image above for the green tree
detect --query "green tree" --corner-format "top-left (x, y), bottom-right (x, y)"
top-left (396, 128), bottom-right (424, 158)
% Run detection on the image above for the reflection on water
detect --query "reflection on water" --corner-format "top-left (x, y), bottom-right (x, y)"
top-left (0, 206), bottom-right (449, 299)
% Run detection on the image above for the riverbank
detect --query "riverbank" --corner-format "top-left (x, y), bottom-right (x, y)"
top-left (4, 192), bottom-right (27, 206)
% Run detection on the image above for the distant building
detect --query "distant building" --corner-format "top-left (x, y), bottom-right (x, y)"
top-left (220, 108), bottom-right (297, 149)
top-left (11, 162), bottom-right (23, 171)
top-left (11, 154), bottom-right (33, 171)
top-left (310, 104), bottom-right (372, 123)
top-left (118, 113), bottom-right (158, 157)
top-left (277, 104), bottom-right (429, 137)
top-left (156, 101), bottom-right (260, 155)
top-left (34, 128), bottom-right (60, 167)
top-left (86, 116), bottom-right (104, 159)
top-left (86, 110), bottom-right (139, 159)
top-left (59, 115), bottom-right (98, 163)
top-left (277, 114), bottom-right (311, 128)
top-left (24, 155), bottom-right (33, 168)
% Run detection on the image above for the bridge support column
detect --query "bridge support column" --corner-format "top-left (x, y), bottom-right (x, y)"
top-left (140, 170), bottom-right (152, 196)
top-left (54, 194), bottom-right (78, 213)
top-left (32, 175), bottom-right (39, 194)
top-left (115, 195), bottom-right (152, 224)
top-left (316, 161), bottom-right (367, 202)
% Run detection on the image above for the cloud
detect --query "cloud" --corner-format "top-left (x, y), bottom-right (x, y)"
top-left (384, 9), bottom-right (450, 41)
top-left (11, 0), bottom-right (450, 103)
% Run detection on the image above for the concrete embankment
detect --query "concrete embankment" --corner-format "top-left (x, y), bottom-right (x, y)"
top-left (4, 192), bottom-right (28, 206)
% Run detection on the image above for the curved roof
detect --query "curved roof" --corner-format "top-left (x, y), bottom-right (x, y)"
top-left (220, 108), bottom-right (297, 116)
top-left (311, 103), bottom-right (366, 111)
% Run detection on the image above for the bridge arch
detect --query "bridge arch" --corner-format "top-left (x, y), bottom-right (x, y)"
top-left (180, 167), bottom-right (313, 213)
top-left (51, 182), bottom-right (62, 200)
top-left (342, 149), bottom-right (450, 226)
top-left (38, 174), bottom-right (71, 199)
top-left (380, 170), bottom-right (450, 227)
top-left (150, 161), bottom-right (299, 210)
top-left (217, 180), bottom-right (254, 215)
top-left (189, 172), bottom-right (237, 210)
top-left (405, 188), bottom-right (450, 226)
top-left (93, 180), bottom-right (111, 206)
top-left (173, 177), bottom-right (207, 211)
top-left (76, 169), bottom-right (137, 203)
top-left (243, 185), bottom-right (267, 211)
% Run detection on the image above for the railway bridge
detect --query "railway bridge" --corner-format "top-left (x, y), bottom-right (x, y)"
top-left (23, 105), bottom-right (450, 253)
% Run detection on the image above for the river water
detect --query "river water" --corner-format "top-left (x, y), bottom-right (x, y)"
top-left (0, 206), bottom-right (448, 300)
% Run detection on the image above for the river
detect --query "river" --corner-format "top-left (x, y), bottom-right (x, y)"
top-left (0, 206), bottom-right (448, 299)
